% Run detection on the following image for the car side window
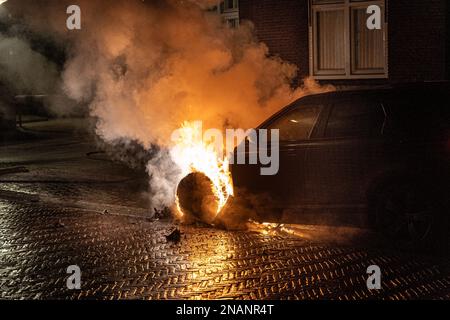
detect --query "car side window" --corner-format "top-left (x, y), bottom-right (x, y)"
top-left (267, 105), bottom-right (323, 141)
top-left (325, 99), bottom-right (384, 138)
top-left (384, 92), bottom-right (450, 137)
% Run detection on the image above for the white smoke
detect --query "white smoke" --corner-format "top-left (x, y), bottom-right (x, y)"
top-left (0, 35), bottom-right (60, 95)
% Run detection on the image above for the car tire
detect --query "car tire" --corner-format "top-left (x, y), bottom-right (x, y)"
top-left (372, 180), bottom-right (441, 250)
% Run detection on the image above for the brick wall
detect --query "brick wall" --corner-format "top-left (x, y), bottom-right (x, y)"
top-left (239, 0), bottom-right (449, 85)
top-left (239, 0), bottom-right (309, 84)
top-left (445, 0), bottom-right (450, 79)
top-left (388, 0), bottom-right (447, 82)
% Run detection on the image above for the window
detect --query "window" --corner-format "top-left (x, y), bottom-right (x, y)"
top-left (325, 98), bottom-right (384, 137)
top-left (268, 105), bottom-right (323, 141)
top-left (310, 0), bottom-right (387, 79)
top-left (218, 0), bottom-right (239, 28)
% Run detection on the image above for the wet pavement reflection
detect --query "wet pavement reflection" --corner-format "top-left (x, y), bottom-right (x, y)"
top-left (0, 121), bottom-right (449, 299)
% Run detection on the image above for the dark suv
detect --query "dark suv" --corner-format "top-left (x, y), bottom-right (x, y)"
top-left (231, 83), bottom-right (449, 246)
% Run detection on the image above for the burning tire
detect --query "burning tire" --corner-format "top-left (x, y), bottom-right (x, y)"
top-left (176, 172), bottom-right (220, 225)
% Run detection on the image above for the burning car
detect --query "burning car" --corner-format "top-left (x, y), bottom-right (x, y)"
top-left (231, 82), bottom-right (450, 247)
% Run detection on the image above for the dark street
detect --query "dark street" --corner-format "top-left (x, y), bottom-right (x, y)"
top-left (0, 120), bottom-right (448, 300)
top-left (1, 0), bottom-right (450, 306)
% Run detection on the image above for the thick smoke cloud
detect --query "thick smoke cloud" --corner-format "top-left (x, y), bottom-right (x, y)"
top-left (59, 0), bottom-right (308, 146)
top-left (2, 0), bottom-right (332, 210)
top-left (0, 35), bottom-right (59, 95)
top-left (0, 1), bottom-right (79, 116)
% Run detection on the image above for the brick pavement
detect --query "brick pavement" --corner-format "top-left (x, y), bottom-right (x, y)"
top-left (0, 199), bottom-right (448, 300)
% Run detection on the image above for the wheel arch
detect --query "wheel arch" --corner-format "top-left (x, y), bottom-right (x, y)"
top-left (365, 169), bottom-right (440, 228)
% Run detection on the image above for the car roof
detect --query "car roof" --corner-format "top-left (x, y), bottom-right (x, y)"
top-left (257, 81), bottom-right (450, 129)
top-left (301, 81), bottom-right (450, 102)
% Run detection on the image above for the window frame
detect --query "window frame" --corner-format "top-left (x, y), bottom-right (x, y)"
top-left (218, 0), bottom-right (240, 28)
top-left (309, 0), bottom-right (388, 80)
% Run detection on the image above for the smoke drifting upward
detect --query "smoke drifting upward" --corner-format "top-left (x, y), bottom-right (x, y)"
top-left (60, 0), bottom-right (306, 145)
top-left (6, 0), bottom-right (332, 210)
top-left (0, 1), bottom-right (81, 116)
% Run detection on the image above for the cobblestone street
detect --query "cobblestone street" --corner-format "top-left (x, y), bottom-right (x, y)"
top-left (0, 199), bottom-right (449, 300)
top-left (0, 121), bottom-right (449, 300)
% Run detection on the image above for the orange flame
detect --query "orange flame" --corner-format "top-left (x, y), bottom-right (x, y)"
top-left (171, 121), bottom-right (234, 217)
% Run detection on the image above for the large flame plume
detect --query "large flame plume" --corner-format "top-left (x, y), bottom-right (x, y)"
top-left (171, 121), bottom-right (234, 217)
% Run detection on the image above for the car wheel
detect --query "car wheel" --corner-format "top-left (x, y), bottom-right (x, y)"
top-left (374, 181), bottom-right (436, 249)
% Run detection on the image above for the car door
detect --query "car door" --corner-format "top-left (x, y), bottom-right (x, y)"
top-left (232, 102), bottom-right (324, 208)
top-left (302, 95), bottom-right (385, 211)
top-left (258, 102), bottom-right (325, 207)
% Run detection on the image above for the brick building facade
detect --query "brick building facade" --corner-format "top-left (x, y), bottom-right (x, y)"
top-left (238, 0), bottom-right (450, 86)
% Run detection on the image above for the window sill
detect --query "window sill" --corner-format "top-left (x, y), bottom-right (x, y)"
top-left (311, 74), bottom-right (388, 80)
